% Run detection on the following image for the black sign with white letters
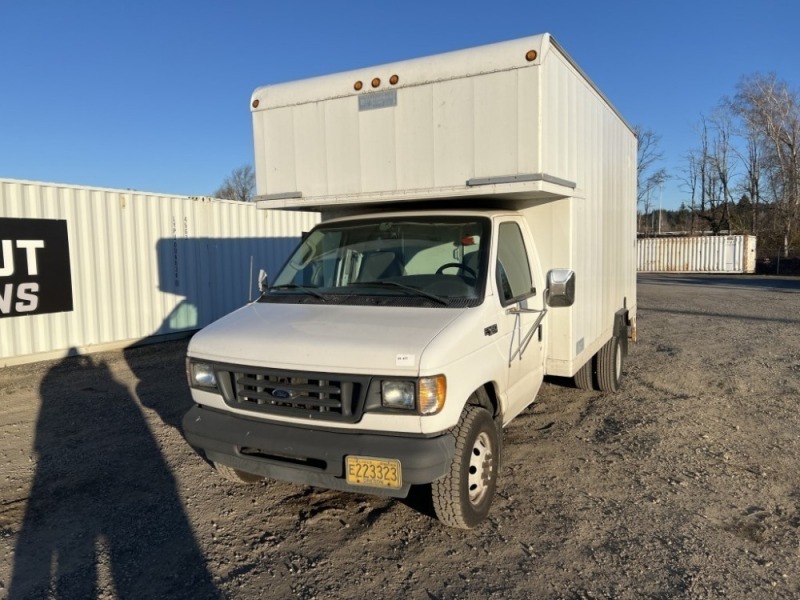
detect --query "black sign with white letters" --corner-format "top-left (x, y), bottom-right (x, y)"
top-left (0, 218), bottom-right (73, 318)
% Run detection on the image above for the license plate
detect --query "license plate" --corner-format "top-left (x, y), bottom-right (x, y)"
top-left (345, 456), bottom-right (402, 489)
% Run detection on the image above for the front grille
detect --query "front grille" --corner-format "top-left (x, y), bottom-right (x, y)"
top-left (217, 366), bottom-right (369, 423)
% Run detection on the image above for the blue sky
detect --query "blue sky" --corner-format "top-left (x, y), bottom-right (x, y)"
top-left (1, 0), bottom-right (798, 209)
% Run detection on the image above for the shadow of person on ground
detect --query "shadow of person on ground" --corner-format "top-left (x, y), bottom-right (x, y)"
top-left (9, 350), bottom-right (219, 599)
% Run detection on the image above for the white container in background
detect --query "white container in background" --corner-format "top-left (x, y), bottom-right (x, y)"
top-left (0, 178), bottom-right (319, 365)
top-left (638, 235), bottom-right (757, 274)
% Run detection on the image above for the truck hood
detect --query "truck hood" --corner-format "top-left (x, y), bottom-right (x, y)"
top-left (188, 302), bottom-right (467, 374)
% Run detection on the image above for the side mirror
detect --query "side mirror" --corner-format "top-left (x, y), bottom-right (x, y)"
top-left (546, 269), bottom-right (575, 307)
top-left (258, 269), bottom-right (269, 294)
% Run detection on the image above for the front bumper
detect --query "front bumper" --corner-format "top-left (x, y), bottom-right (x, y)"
top-left (182, 405), bottom-right (455, 498)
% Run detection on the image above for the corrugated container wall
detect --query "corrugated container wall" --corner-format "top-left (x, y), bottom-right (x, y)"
top-left (0, 179), bottom-right (319, 365)
top-left (637, 235), bottom-right (756, 273)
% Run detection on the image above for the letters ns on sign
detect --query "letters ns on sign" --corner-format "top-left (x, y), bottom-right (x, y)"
top-left (0, 240), bottom-right (45, 314)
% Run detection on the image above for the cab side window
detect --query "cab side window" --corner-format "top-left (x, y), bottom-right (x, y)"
top-left (496, 222), bottom-right (534, 305)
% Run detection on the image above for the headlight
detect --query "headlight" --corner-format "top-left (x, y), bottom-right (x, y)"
top-left (381, 380), bottom-right (415, 410)
top-left (380, 376), bottom-right (446, 414)
top-left (188, 360), bottom-right (217, 389)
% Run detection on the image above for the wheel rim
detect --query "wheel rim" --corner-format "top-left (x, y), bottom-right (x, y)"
top-left (467, 431), bottom-right (493, 505)
top-left (614, 340), bottom-right (622, 381)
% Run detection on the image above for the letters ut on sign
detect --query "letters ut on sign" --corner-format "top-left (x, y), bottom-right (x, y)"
top-left (0, 218), bottom-right (73, 318)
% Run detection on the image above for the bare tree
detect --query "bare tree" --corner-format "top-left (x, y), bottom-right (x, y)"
top-left (635, 126), bottom-right (668, 214)
top-left (681, 150), bottom-right (700, 234)
top-left (685, 114), bottom-right (733, 235)
top-left (732, 74), bottom-right (800, 257)
top-left (696, 116), bottom-right (713, 216)
top-left (720, 93), bottom-right (765, 235)
top-left (214, 165), bottom-right (256, 202)
top-left (709, 110), bottom-right (736, 232)
top-left (741, 131), bottom-right (763, 234)
top-left (685, 116), bottom-right (717, 232)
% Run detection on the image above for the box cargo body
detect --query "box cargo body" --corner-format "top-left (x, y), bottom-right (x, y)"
top-left (183, 33), bottom-right (637, 528)
top-left (638, 235), bottom-right (757, 274)
top-left (252, 33), bottom-right (637, 377)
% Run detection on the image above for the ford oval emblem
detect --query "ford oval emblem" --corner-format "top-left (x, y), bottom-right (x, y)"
top-left (272, 388), bottom-right (295, 400)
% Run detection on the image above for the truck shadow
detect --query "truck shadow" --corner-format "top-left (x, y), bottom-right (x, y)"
top-left (402, 484), bottom-right (437, 520)
top-left (638, 273), bottom-right (800, 292)
top-left (9, 350), bottom-right (220, 599)
top-left (644, 306), bottom-right (800, 326)
top-left (123, 339), bottom-right (194, 431)
top-left (121, 236), bottom-right (303, 433)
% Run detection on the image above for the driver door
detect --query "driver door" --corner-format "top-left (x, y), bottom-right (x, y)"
top-left (494, 218), bottom-right (545, 422)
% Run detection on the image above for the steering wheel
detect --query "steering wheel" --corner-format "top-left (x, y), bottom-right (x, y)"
top-left (436, 262), bottom-right (477, 279)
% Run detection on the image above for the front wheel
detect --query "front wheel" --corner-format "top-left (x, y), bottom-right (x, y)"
top-left (432, 406), bottom-right (499, 529)
top-left (214, 462), bottom-right (263, 484)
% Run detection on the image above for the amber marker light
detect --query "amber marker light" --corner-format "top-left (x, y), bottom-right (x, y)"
top-left (525, 50), bottom-right (537, 62)
top-left (418, 375), bottom-right (447, 415)
top-left (371, 77), bottom-right (381, 88)
top-left (389, 74), bottom-right (399, 85)
top-left (252, 99), bottom-right (260, 109)
top-left (354, 80), bottom-right (363, 91)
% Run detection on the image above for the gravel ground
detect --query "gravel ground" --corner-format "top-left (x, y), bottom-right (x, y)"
top-left (1, 274), bottom-right (799, 599)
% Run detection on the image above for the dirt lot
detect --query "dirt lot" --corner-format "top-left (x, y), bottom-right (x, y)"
top-left (1, 274), bottom-right (799, 599)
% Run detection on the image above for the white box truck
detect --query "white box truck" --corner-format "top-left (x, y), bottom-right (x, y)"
top-left (183, 33), bottom-right (638, 528)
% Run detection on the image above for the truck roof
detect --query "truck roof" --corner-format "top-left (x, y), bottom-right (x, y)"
top-left (250, 33), bottom-right (619, 121)
top-left (252, 34), bottom-right (550, 110)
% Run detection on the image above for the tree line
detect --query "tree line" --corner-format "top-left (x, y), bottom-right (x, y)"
top-left (638, 73), bottom-right (799, 260)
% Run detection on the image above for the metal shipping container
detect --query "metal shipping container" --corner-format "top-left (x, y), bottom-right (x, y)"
top-left (637, 235), bottom-right (756, 274)
top-left (0, 178), bottom-right (319, 366)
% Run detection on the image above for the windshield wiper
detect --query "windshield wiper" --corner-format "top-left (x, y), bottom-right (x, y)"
top-left (355, 281), bottom-right (448, 306)
top-left (269, 283), bottom-right (327, 301)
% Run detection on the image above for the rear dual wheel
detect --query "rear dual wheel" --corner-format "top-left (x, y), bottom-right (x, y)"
top-left (574, 359), bottom-right (594, 390)
top-left (597, 335), bottom-right (623, 393)
top-left (575, 335), bottom-right (624, 392)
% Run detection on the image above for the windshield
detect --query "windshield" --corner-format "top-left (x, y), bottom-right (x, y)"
top-left (265, 216), bottom-right (490, 308)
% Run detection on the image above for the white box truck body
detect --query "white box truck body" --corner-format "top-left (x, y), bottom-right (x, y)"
top-left (184, 33), bottom-right (637, 528)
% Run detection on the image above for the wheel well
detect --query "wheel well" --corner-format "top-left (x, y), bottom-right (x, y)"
top-left (468, 384), bottom-right (501, 420)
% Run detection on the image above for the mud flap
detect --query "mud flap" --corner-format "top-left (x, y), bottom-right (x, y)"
top-left (615, 309), bottom-right (629, 358)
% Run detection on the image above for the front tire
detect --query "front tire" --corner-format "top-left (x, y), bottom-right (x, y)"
top-left (432, 406), bottom-right (499, 529)
top-left (214, 462), bottom-right (263, 484)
